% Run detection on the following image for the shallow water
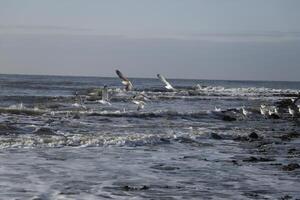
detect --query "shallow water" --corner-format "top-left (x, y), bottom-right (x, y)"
top-left (0, 74), bottom-right (299, 199)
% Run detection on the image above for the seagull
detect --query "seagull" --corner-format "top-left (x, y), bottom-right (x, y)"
top-left (132, 100), bottom-right (146, 111)
top-left (260, 104), bottom-right (267, 109)
top-left (157, 74), bottom-right (175, 91)
top-left (268, 106), bottom-right (280, 119)
top-left (131, 93), bottom-right (147, 111)
top-left (242, 107), bottom-right (251, 117)
top-left (195, 84), bottom-right (202, 90)
top-left (116, 69), bottom-right (133, 91)
top-left (260, 107), bottom-right (268, 118)
top-left (288, 106), bottom-right (297, 118)
top-left (215, 106), bottom-right (221, 112)
top-left (97, 85), bottom-right (111, 105)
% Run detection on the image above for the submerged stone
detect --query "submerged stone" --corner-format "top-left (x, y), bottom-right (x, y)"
top-left (282, 163), bottom-right (300, 171)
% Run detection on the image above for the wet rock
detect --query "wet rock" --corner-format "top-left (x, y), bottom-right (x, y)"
top-left (151, 164), bottom-right (180, 171)
top-left (248, 132), bottom-right (259, 140)
top-left (73, 114), bottom-right (80, 119)
top-left (159, 138), bottom-right (171, 144)
top-left (277, 132), bottom-right (299, 141)
top-left (33, 127), bottom-right (55, 135)
top-left (122, 185), bottom-right (149, 191)
top-left (288, 148), bottom-right (297, 154)
top-left (222, 115), bottom-right (236, 121)
top-left (276, 98), bottom-right (299, 108)
top-left (244, 192), bottom-right (260, 198)
top-left (279, 195), bottom-right (293, 200)
top-left (210, 133), bottom-right (223, 140)
top-left (242, 156), bottom-right (275, 163)
top-left (0, 123), bottom-right (17, 135)
top-left (269, 114), bottom-right (280, 119)
top-left (233, 135), bottom-right (249, 142)
top-left (231, 160), bottom-right (239, 165)
top-left (282, 163), bottom-right (300, 171)
top-left (269, 163), bottom-right (282, 166)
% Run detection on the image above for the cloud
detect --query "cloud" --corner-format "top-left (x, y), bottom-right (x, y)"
top-left (130, 31), bottom-right (300, 43)
top-left (1, 24), bottom-right (300, 43)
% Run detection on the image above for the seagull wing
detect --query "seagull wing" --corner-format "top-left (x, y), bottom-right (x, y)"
top-left (116, 69), bottom-right (133, 91)
top-left (157, 74), bottom-right (175, 90)
top-left (116, 70), bottom-right (128, 82)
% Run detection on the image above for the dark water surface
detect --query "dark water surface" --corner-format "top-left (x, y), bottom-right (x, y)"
top-left (0, 74), bottom-right (299, 199)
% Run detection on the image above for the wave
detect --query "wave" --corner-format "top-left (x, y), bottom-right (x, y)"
top-left (0, 126), bottom-right (218, 148)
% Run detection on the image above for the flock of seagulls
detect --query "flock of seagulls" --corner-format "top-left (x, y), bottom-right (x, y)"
top-left (114, 69), bottom-right (175, 110)
top-left (239, 99), bottom-right (299, 119)
top-left (74, 69), bottom-right (300, 119)
top-left (73, 69), bottom-right (176, 111)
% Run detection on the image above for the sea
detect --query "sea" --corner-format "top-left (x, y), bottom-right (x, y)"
top-left (0, 74), bottom-right (299, 199)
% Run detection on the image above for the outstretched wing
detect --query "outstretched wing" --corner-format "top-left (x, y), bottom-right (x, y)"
top-left (157, 74), bottom-right (175, 90)
top-left (116, 69), bottom-right (133, 91)
top-left (116, 70), bottom-right (128, 82)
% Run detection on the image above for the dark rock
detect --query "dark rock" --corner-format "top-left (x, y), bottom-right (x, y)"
top-left (159, 138), bottom-right (171, 144)
top-left (233, 136), bottom-right (249, 142)
top-left (288, 148), bottom-right (297, 154)
top-left (222, 115), bottom-right (236, 121)
top-left (282, 163), bottom-right (300, 171)
top-left (279, 195), bottom-right (293, 200)
top-left (0, 123), bottom-right (17, 135)
top-left (278, 132), bottom-right (299, 141)
top-left (73, 114), bottom-right (80, 119)
top-left (151, 164), bottom-right (180, 171)
top-left (269, 114), bottom-right (280, 119)
top-left (122, 185), bottom-right (149, 191)
top-left (231, 160), bottom-right (239, 165)
top-left (248, 132), bottom-right (259, 140)
top-left (243, 156), bottom-right (275, 163)
top-left (210, 133), bottom-right (223, 140)
top-left (33, 127), bottom-right (56, 135)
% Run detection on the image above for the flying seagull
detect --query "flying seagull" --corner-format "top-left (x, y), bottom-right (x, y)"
top-left (116, 69), bottom-right (133, 91)
top-left (157, 74), bottom-right (175, 91)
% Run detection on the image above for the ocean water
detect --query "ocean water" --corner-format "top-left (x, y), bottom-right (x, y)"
top-left (0, 74), bottom-right (299, 199)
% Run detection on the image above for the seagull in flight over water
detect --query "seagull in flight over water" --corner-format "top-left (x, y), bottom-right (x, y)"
top-left (157, 74), bottom-right (175, 91)
top-left (116, 69), bottom-right (133, 91)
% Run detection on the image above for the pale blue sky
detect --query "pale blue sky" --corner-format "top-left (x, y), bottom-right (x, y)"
top-left (0, 0), bottom-right (300, 81)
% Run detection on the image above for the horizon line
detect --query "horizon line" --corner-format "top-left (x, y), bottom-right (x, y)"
top-left (0, 72), bottom-right (299, 83)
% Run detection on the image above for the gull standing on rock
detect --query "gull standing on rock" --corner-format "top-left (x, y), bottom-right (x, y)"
top-left (268, 106), bottom-right (280, 119)
top-left (242, 107), bottom-right (251, 117)
top-left (288, 106), bottom-right (297, 118)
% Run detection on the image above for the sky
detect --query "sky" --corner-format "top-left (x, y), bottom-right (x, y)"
top-left (0, 0), bottom-right (300, 81)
